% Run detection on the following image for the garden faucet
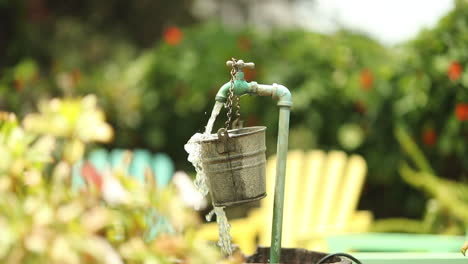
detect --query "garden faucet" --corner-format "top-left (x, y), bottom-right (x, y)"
top-left (215, 59), bottom-right (292, 263)
top-left (215, 60), bottom-right (292, 107)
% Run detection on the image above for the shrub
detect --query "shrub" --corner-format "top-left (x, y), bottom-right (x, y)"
top-left (0, 96), bottom-right (242, 264)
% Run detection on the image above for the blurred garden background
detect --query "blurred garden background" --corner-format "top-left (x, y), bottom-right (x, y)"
top-left (1, 0), bottom-right (468, 262)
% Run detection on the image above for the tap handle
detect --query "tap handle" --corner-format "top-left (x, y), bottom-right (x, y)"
top-left (226, 59), bottom-right (255, 70)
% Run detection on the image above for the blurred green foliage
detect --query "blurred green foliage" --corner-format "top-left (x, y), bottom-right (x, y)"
top-left (0, 97), bottom-right (244, 263)
top-left (2, 0), bottom-right (468, 221)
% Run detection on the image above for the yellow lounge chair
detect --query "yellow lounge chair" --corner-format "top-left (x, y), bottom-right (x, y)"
top-left (196, 150), bottom-right (372, 254)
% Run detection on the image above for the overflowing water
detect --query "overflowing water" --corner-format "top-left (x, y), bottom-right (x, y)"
top-left (184, 101), bottom-right (224, 195)
top-left (206, 207), bottom-right (233, 255)
top-left (184, 133), bottom-right (211, 196)
top-left (184, 101), bottom-right (234, 255)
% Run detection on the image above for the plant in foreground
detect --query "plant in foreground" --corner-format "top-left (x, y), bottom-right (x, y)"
top-left (0, 95), bottom-right (243, 264)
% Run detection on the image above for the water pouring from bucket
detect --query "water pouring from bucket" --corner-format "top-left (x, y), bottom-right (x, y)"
top-left (185, 58), bottom-right (292, 263)
top-left (185, 101), bottom-right (224, 197)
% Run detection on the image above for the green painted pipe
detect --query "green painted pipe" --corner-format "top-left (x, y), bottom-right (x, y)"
top-left (270, 106), bottom-right (290, 263)
top-left (215, 75), bottom-right (292, 263)
top-left (216, 80), bottom-right (292, 107)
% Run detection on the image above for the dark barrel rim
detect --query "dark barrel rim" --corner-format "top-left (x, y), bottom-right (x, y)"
top-left (199, 126), bottom-right (266, 143)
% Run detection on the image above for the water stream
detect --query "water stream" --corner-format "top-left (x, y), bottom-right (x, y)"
top-left (205, 101), bottom-right (224, 134)
top-left (184, 101), bottom-right (234, 255)
top-left (206, 207), bottom-right (233, 255)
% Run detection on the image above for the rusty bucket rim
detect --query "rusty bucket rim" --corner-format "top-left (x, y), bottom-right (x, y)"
top-left (199, 126), bottom-right (266, 143)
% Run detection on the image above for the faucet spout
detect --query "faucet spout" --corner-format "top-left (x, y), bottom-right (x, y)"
top-left (215, 82), bottom-right (233, 103)
top-left (215, 77), bottom-right (251, 103)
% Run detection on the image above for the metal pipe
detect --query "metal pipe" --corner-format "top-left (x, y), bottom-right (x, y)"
top-left (270, 106), bottom-right (290, 263)
top-left (250, 82), bottom-right (293, 107)
top-left (215, 79), bottom-right (292, 263)
top-left (216, 81), bottom-right (293, 107)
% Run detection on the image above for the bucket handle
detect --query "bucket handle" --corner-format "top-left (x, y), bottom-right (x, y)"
top-left (216, 128), bottom-right (236, 154)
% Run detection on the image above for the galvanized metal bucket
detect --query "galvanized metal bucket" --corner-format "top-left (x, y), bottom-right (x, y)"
top-left (199, 126), bottom-right (267, 207)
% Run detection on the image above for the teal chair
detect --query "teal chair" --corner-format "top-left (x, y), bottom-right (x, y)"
top-left (152, 153), bottom-right (174, 189)
top-left (72, 148), bottom-right (176, 241)
top-left (74, 148), bottom-right (175, 189)
top-left (72, 160), bottom-right (86, 190)
top-left (128, 149), bottom-right (152, 183)
top-left (109, 148), bottom-right (126, 169)
top-left (88, 148), bottom-right (110, 173)
top-left (72, 148), bottom-right (110, 191)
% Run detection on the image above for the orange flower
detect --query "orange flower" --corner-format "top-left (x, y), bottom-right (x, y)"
top-left (153, 235), bottom-right (187, 257)
top-left (14, 79), bottom-right (24, 91)
top-left (422, 128), bottom-right (437, 146)
top-left (354, 101), bottom-right (367, 115)
top-left (455, 103), bottom-right (468, 121)
top-left (246, 115), bottom-right (260, 126)
top-left (27, 0), bottom-right (49, 22)
top-left (359, 69), bottom-right (373, 90)
top-left (243, 67), bottom-right (256, 82)
top-left (71, 69), bottom-right (82, 86)
top-left (448, 61), bottom-right (463, 81)
top-left (163, 26), bottom-right (183, 46)
top-left (237, 36), bottom-right (251, 51)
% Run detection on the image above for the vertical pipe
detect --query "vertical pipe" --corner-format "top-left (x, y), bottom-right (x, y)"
top-left (270, 106), bottom-right (291, 263)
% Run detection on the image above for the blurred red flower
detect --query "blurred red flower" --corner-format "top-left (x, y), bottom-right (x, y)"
top-left (243, 67), bottom-right (257, 82)
top-left (237, 36), bottom-right (251, 51)
top-left (448, 61), bottom-right (463, 81)
top-left (354, 101), bottom-right (367, 115)
top-left (163, 27), bottom-right (183, 46)
top-left (71, 69), bottom-right (82, 86)
top-left (360, 69), bottom-right (373, 90)
top-left (81, 162), bottom-right (103, 191)
top-left (246, 115), bottom-right (260, 126)
top-left (27, 0), bottom-right (49, 22)
top-left (422, 128), bottom-right (437, 146)
top-left (14, 80), bottom-right (24, 92)
top-left (456, 103), bottom-right (468, 121)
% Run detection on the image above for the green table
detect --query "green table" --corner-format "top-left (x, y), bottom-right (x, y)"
top-left (353, 253), bottom-right (466, 264)
top-left (327, 233), bottom-right (465, 252)
top-left (327, 233), bottom-right (466, 263)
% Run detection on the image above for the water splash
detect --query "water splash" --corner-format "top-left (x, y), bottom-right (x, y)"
top-left (184, 101), bottom-right (234, 255)
top-left (206, 207), bottom-right (233, 255)
top-left (184, 101), bottom-right (223, 196)
top-left (184, 133), bottom-right (211, 196)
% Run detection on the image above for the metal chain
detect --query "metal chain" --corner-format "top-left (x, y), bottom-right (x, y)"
top-left (234, 94), bottom-right (241, 126)
top-left (224, 58), bottom-right (238, 129)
